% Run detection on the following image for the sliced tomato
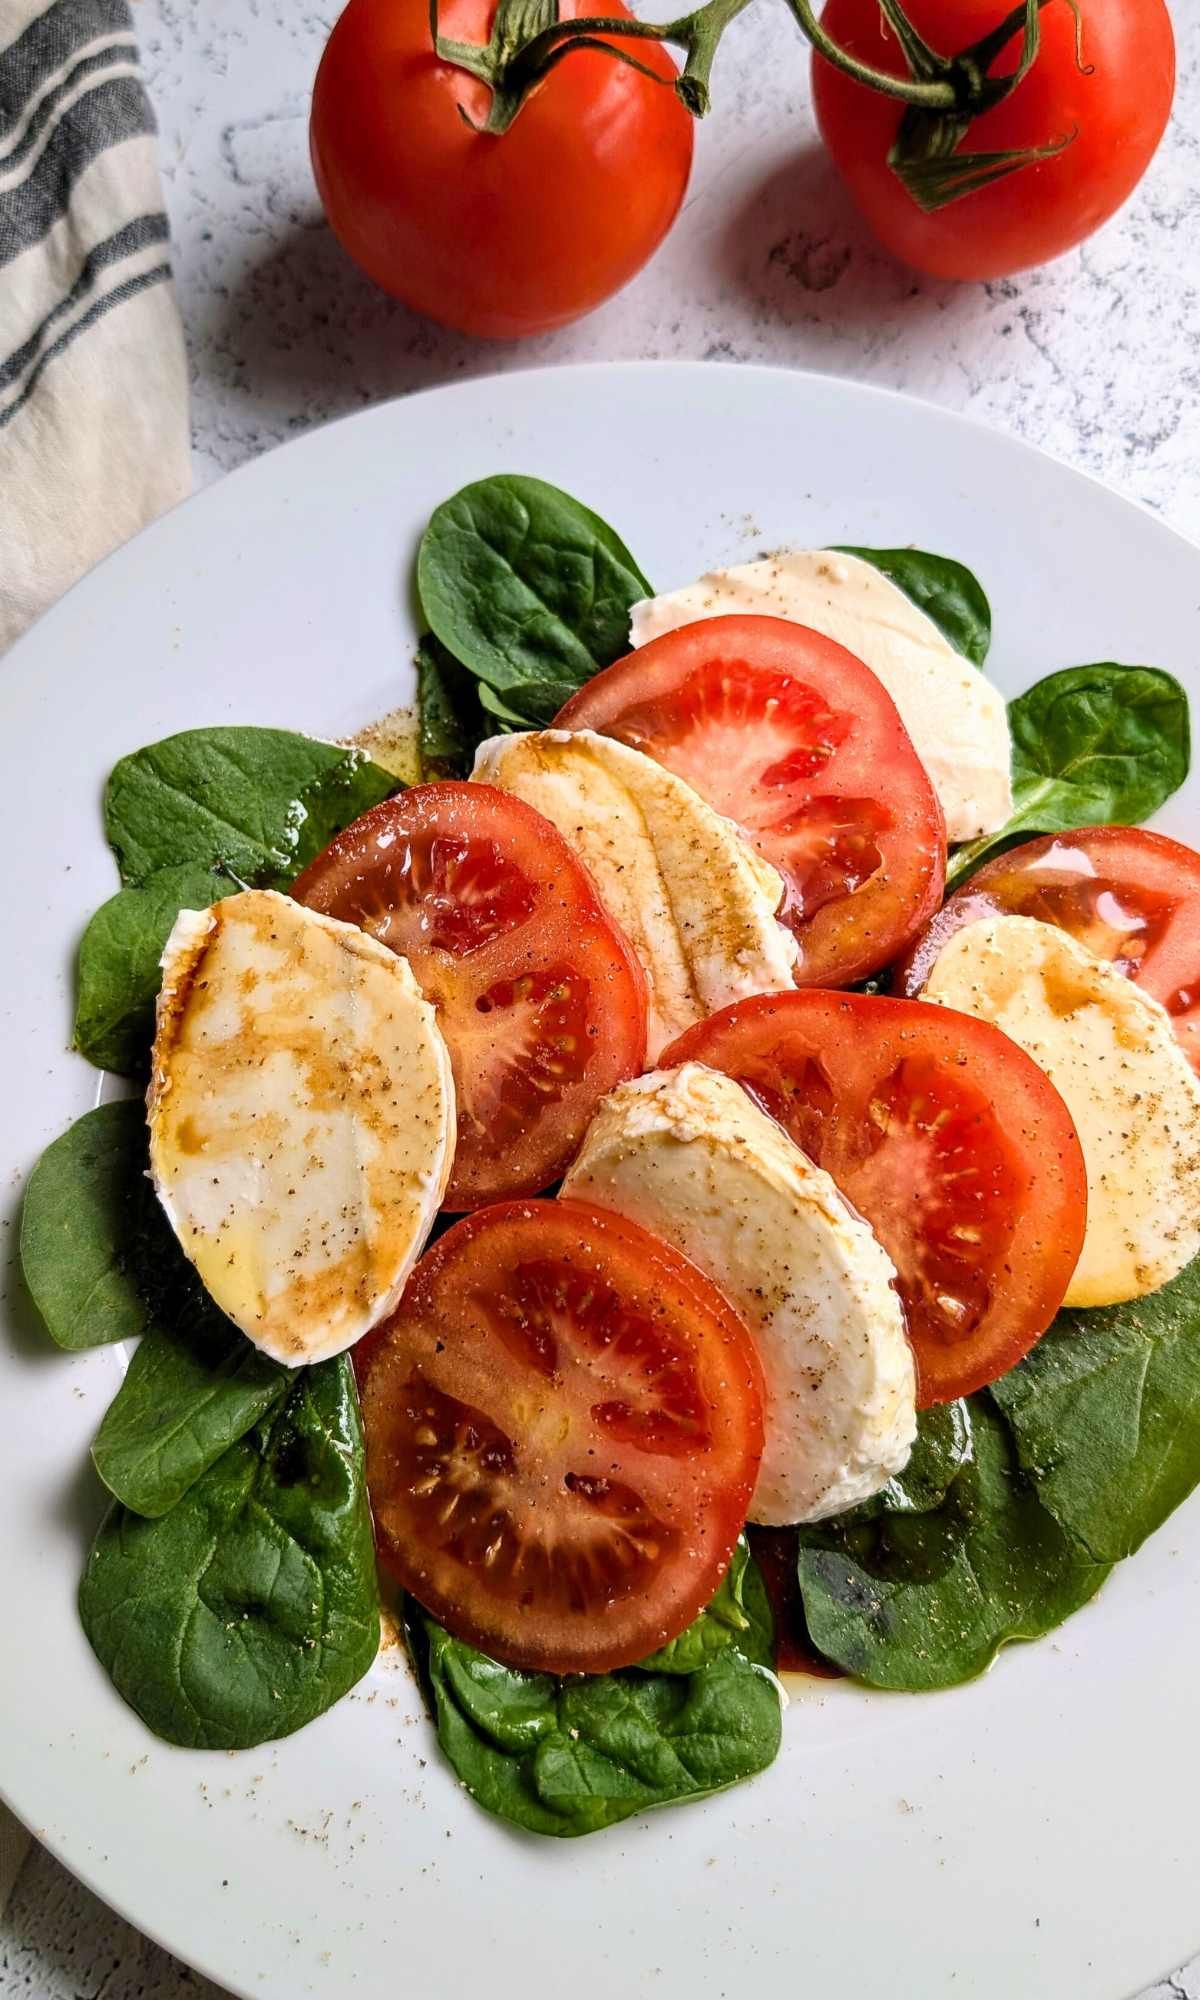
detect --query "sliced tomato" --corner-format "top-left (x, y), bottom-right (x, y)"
top-left (896, 825), bottom-right (1200, 1075)
top-left (662, 991), bottom-right (1087, 1405)
top-left (357, 1199), bottom-right (765, 1674)
top-left (554, 614), bottom-right (946, 985)
top-left (292, 783), bottom-right (647, 1207)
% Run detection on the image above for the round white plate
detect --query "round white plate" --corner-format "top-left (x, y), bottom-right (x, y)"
top-left (2, 362), bottom-right (1196, 2000)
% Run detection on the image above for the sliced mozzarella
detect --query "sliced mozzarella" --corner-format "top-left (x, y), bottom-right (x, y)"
top-left (630, 548), bottom-right (1012, 843)
top-left (920, 914), bottom-right (1200, 1308)
top-left (148, 889), bottom-right (455, 1364)
top-left (563, 1062), bottom-right (915, 1524)
top-left (472, 729), bottom-right (797, 1062)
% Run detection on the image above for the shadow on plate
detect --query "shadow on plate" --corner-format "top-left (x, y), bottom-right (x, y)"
top-left (53, 1444), bottom-right (111, 1547)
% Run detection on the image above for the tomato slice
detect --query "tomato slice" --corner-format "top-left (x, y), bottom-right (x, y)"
top-left (896, 825), bottom-right (1200, 1074)
top-left (662, 991), bottom-right (1087, 1405)
top-left (357, 1199), bottom-right (765, 1674)
top-left (292, 783), bottom-right (647, 1207)
top-left (554, 614), bottom-right (946, 985)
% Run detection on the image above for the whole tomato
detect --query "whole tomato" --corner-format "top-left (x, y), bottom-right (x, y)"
top-left (812, 0), bottom-right (1175, 280)
top-left (310, 0), bottom-right (694, 338)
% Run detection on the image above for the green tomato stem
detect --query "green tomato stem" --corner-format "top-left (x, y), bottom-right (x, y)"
top-left (780, 0), bottom-right (956, 106)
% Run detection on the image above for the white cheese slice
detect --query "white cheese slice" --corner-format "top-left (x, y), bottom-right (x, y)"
top-left (563, 1063), bottom-right (916, 1524)
top-left (629, 548), bottom-right (1012, 843)
top-left (920, 914), bottom-right (1200, 1307)
top-left (472, 729), bottom-right (797, 1062)
top-left (148, 889), bottom-right (456, 1364)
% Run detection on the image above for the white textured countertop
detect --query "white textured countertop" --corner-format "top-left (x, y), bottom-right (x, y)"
top-left (3, 0), bottom-right (1200, 1994)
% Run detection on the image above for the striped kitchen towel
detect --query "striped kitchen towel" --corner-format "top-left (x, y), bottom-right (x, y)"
top-left (0, 0), bottom-right (190, 652)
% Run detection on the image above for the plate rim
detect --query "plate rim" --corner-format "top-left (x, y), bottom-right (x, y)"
top-left (4, 357), bottom-right (1200, 704)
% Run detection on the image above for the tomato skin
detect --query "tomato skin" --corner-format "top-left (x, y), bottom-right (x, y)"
top-left (555, 615), bottom-right (946, 987)
top-left (662, 990), bottom-right (1088, 1405)
top-left (358, 1199), bottom-right (765, 1674)
top-left (310, 0), bottom-right (693, 338)
top-left (813, 0), bottom-right (1175, 280)
top-left (292, 782), bottom-right (647, 1207)
top-left (895, 825), bottom-right (1200, 1073)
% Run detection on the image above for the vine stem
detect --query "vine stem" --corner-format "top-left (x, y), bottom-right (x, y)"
top-left (777, 0), bottom-right (956, 106)
top-left (507, 0), bottom-right (758, 117)
top-left (434, 0), bottom-right (967, 125)
top-left (431, 0), bottom-right (1072, 205)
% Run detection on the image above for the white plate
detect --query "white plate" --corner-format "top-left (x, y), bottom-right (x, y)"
top-left (2, 362), bottom-right (1196, 2000)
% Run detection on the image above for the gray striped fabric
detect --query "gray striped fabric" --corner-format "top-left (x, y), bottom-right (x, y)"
top-left (0, 0), bottom-right (189, 650)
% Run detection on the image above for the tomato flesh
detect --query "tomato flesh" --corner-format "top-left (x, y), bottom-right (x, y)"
top-left (357, 1200), bottom-right (766, 1674)
top-left (555, 615), bottom-right (945, 985)
top-left (662, 991), bottom-right (1087, 1404)
top-left (896, 826), bottom-right (1200, 1074)
top-left (292, 783), bottom-right (647, 1206)
top-left (813, 0), bottom-right (1175, 282)
top-left (310, 0), bottom-right (693, 338)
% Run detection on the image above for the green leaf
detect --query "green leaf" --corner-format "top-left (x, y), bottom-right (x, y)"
top-left (74, 862), bottom-right (241, 1076)
top-left (104, 727), bottom-right (396, 890)
top-left (635, 1536), bottom-right (773, 1674)
top-left (480, 676), bottom-right (583, 729)
top-left (416, 637), bottom-right (484, 779)
top-left (1008, 663), bottom-right (1189, 829)
top-left (416, 1614), bottom-right (782, 1839)
top-left (91, 1312), bottom-right (288, 1519)
top-left (74, 729), bottom-right (396, 1076)
top-left (79, 1357), bottom-right (379, 1750)
top-left (20, 1102), bottom-right (154, 1351)
top-left (23, 1099), bottom-right (288, 1507)
top-left (416, 474), bottom-right (652, 703)
top-left (796, 1396), bottom-right (1109, 1690)
top-left (991, 1255), bottom-right (1200, 1564)
top-left (837, 547), bottom-right (991, 665)
top-left (857, 1400), bottom-right (973, 1519)
top-left (947, 663), bottom-right (1190, 888)
top-left (420, 640), bottom-right (472, 772)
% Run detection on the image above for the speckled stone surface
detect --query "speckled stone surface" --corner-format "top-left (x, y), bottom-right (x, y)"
top-left (3, 1), bottom-right (1199, 1994)
top-left (145, 0), bottom-right (1200, 538)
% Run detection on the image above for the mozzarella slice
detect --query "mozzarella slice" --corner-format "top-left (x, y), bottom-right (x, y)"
top-left (563, 1063), bottom-right (916, 1524)
top-left (920, 914), bottom-right (1200, 1307)
top-left (472, 729), bottom-right (797, 1062)
top-left (148, 889), bottom-right (455, 1364)
top-left (630, 548), bottom-right (1012, 843)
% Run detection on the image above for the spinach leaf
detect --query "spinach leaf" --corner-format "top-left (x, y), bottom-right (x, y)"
top-left (74, 862), bottom-right (241, 1076)
top-left (104, 727), bottom-right (396, 890)
top-left (416, 636), bottom-right (486, 779)
top-left (487, 678), bottom-right (583, 729)
top-left (946, 663), bottom-right (1190, 888)
top-left (635, 1537), bottom-right (773, 1675)
top-left (796, 1396), bottom-right (1109, 1690)
top-left (91, 1312), bottom-right (288, 1519)
top-left (417, 475), bottom-right (651, 704)
top-left (79, 1356), bottom-right (379, 1750)
top-left (20, 1102), bottom-right (153, 1351)
top-left (75, 728), bottom-right (395, 1075)
top-left (838, 547), bottom-right (991, 665)
top-left (23, 1098), bottom-right (289, 1506)
top-left (415, 1608), bottom-right (781, 1839)
top-left (857, 1400), bottom-right (973, 1519)
top-left (991, 1254), bottom-right (1200, 1564)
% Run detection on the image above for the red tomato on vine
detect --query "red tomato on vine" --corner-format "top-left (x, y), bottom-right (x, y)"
top-left (310, 0), bottom-right (694, 338)
top-left (812, 0), bottom-right (1175, 280)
